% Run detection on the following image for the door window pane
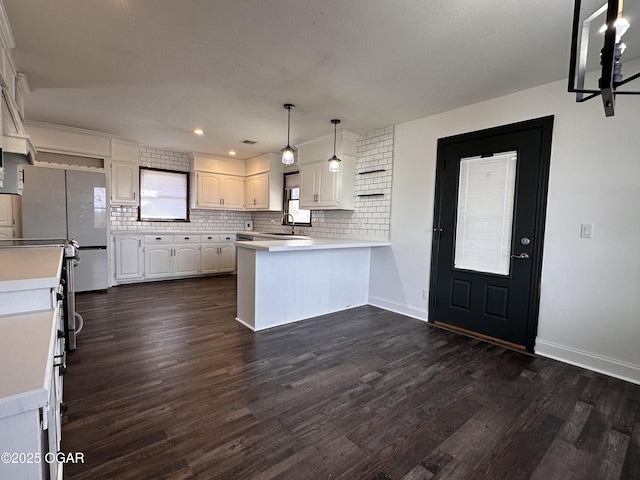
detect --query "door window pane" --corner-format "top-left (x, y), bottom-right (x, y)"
top-left (454, 151), bottom-right (517, 275)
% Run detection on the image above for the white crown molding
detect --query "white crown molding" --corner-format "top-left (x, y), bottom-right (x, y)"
top-left (0, 1), bottom-right (16, 51)
top-left (25, 120), bottom-right (113, 138)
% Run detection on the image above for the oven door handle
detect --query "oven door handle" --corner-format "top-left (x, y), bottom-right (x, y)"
top-left (74, 312), bottom-right (84, 335)
top-left (54, 351), bottom-right (67, 375)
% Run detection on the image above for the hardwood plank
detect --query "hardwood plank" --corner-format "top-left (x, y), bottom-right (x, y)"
top-left (60, 276), bottom-right (640, 480)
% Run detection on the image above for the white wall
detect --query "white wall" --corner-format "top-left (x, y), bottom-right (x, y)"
top-left (369, 76), bottom-right (640, 384)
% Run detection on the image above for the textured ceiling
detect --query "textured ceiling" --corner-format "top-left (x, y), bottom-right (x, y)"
top-left (3, 0), bottom-right (576, 158)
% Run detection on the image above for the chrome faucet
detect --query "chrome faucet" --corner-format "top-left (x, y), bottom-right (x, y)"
top-left (281, 213), bottom-right (295, 234)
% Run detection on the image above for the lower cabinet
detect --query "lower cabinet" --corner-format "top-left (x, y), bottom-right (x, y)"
top-left (144, 244), bottom-right (173, 278)
top-left (0, 308), bottom-right (65, 480)
top-left (200, 234), bottom-right (236, 274)
top-left (144, 235), bottom-right (201, 279)
top-left (113, 233), bottom-right (235, 283)
top-left (114, 236), bottom-right (144, 281)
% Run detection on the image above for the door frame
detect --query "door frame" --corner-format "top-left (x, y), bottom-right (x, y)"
top-left (428, 116), bottom-right (554, 352)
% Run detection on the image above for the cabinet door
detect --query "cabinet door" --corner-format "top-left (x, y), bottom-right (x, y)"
top-left (221, 176), bottom-right (244, 209)
top-left (245, 176), bottom-right (257, 210)
top-left (299, 163), bottom-right (318, 208)
top-left (218, 244), bottom-right (236, 272)
top-left (0, 195), bottom-right (13, 227)
top-left (254, 173), bottom-right (269, 209)
top-left (111, 161), bottom-right (139, 206)
top-left (316, 166), bottom-right (339, 207)
top-left (197, 172), bottom-right (222, 208)
top-left (145, 246), bottom-right (173, 278)
top-left (245, 173), bottom-right (271, 210)
top-left (200, 245), bottom-right (220, 274)
top-left (0, 226), bottom-right (13, 239)
top-left (114, 236), bottom-right (144, 280)
top-left (174, 245), bottom-right (200, 276)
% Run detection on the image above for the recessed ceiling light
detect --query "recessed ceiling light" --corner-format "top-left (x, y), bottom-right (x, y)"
top-left (229, 150), bottom-right (236, 156)
top-left (194, 128), bottom-right (204, 135)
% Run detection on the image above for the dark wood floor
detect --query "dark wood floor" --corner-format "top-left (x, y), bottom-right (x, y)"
top-left (63, 275), bottom-right (640, 480)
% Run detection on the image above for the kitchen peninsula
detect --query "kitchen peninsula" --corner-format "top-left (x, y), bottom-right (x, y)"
top-left (235, 237), bottom-right (390, 331)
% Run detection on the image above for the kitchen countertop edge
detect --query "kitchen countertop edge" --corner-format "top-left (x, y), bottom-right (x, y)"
top-left (236, 238), bottom-right (390, 252)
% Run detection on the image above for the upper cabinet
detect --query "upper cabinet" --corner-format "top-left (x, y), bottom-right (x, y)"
top-left (244, 153), bottom-right (283, 211)
top-left (190, 152), bottom-right (283, 211)
top-left (110, 139), bottom-right (140, 206)
top-left (190, 154), bottom-right (244, 211)
top-left (193, 171), bottom-right (244, 210)
top-left (297, 130), bottom-right (358, 210)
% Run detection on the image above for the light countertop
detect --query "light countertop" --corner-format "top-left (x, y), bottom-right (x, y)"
top-left (236, 237), bottom-right (390, 252)
top-left (0, 309), bottom-right (57, 419)
top-left (0, 246), bottom-right (63, 293)
top-left (111, 230), bottom-right (238, 235)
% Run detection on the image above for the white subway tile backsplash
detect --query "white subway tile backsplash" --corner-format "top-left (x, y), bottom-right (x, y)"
top-left (252, 125), bottom-right (393, 241)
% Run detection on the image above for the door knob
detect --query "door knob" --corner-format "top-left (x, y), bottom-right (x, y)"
top-left (511, 253), bottom-right (530, 259)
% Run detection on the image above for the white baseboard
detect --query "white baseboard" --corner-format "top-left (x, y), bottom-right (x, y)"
top-left (535, 339), bottom-right (640, 385)
top-left (234, 316), bottom-right (255, 331)
top-left (366, 297), bottom-right (640, 386)
top-left (368, 295), bottom-right (428, 322)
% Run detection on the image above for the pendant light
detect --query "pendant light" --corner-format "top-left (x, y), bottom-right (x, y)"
top-left (281, 104), bottom-right (296, 165)
top-left (328, 119), bottom-right (341, 173)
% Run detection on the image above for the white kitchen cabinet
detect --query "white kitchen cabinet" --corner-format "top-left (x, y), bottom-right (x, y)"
top-left (200, 234), bottom-right (236, 273)
top-left (144, 235), bottom-right (200, 279)
top-left (113, 235), bottom-right (144, 281)
top-left (0, 194), bottom-right (14, 238)
top-left (297, 130), bottom-right (357, 211)
top-left (113, 232), bottom-right (236, 284)
top-left (174, 244), bottom-right (200, 276)
top-left (0, 309), bottom-right (65, 480)
top-left (245, 172), bottom-right (285, 211)
top-left (0, 194), bottom-right (13, 227)
top-left (244, 153), bottom-right (284, 211)
top-left (245, 173), bottom-right (268, 210)
top-left (193, 172), bottom-right (244, 210)
top-left (0, 226), bottom-right (13, 239)
top-left (110, 160), bottom-right (139, 206)
top-left (110, 139), bottom-right (140, 207)
top-left (145, 245), bottom-right (173, 278)
top-left (218, 244), bottom-right (235, 272)
top-left (299, 158), bottom-right (356, 210)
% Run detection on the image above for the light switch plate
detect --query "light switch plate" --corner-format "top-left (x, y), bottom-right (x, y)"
top-left (580, 223), bottom-right (593, 239)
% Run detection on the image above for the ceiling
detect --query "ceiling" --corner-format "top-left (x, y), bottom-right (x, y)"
top-left (3, 0), bottom-right (577, 159)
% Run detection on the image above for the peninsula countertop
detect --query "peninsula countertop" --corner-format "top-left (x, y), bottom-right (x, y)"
top-left (235, 237), bottom-right (390, 252)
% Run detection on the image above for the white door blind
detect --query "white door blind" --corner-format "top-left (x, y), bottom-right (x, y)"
top-left (454, 151), bottom-right (517, 275)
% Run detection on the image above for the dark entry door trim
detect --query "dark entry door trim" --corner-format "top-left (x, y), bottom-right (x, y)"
top-left (428, 116), bottom-right (554, 352)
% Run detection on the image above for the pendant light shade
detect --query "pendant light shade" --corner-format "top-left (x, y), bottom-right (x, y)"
top-left (328, 119), bottom-right (341, 173)
top-left (281, 104), bottom-right (296, 165)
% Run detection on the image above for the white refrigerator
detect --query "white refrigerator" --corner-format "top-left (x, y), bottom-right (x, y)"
top-left (21, 166), bottom-right (108, 292)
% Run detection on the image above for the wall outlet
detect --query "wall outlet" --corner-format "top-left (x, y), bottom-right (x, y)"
top-left (580, 223), bottom-right (593, 239)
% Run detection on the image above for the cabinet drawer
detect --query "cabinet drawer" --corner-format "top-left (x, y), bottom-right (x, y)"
top-left (145, 235), bottom-right (173, 244)
top-left (200, 234), bottom-right (220, 243)
top-left (174, 234), bottom-right (199, 244)
top-left (219, 234), bottom-right (236, 243)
